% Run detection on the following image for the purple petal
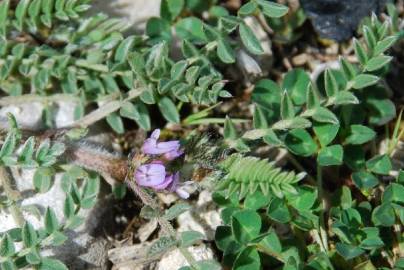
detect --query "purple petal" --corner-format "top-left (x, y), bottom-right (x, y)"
top-left (153, 174), bottom-right (175, 190)
top-left (141, 138), bottom-right (157, 154)
top-left (142, 140), bottom-right (180, 155)
top-left (163, 148), bottom-right (184, 160)
top-left (135, 164), bottom-right (166, 187)
top-left (150, 129), bottom-right (161, 140)
top-left (167, 172), bottom-right (180, 192)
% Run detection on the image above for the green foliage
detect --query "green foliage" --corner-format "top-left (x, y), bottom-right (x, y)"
top-left (0, 1), bottom-right (402, 270)
top-left (242, 14), bottom-right (398, 172)
top-left (210, 6), bottom-right (403, 270)
top-left (215, 154), bottom-right (306, 199)
top-left (0, 116), bottom-right (99, 269)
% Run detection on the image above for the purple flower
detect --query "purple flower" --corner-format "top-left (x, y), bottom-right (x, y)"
top-left (135, 165), bottom-right (189, 199)
top-left (135, 163), bottom-right (166, 187)
top-left (142, 129), bottom-right (183, 160)
top-left (167, 172), bottom-right (190, 199)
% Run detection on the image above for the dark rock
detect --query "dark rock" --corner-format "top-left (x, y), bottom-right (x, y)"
top-left (300, 0), bottom-right (388, 41)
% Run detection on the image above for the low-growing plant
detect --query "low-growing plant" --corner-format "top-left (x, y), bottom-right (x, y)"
top-left (0, 0), bottom-right (403, 270)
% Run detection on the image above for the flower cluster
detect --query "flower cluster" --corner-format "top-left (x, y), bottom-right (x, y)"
top-left (135, 129), bottom-right (189, 199)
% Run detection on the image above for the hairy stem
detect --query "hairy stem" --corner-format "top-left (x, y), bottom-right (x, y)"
top-left (0, 166), bottom-right (24, 227)
top-left (125, 173), bottom-right (198, 269)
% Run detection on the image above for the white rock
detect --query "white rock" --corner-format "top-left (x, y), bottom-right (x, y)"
top-left (0, 101), bottom-right (112, 268)
top-left (157, 245), bottom-right (215, 270)
top-left (91, 0), bottom-right (161, 32)
top-left (177, 190), bottom-right (221, 241)
top-left (0, 103), bottom-right (44, 129)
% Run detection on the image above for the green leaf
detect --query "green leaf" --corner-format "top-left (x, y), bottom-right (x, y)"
top-left (285, 129), bottom-right (317, 157)
top-left (26, 250), bottom-right (41, 265)
top-left (306, 84), bottom-right (321, 109)
top-left (310, 107), bottom-right (339, 125)
top-left (287, 186), bottom-right (317, 211)
top-left (147, 236), bottom-right (177, 257)
top-left (146, 17), bottom-right (171, 41)
top-left (353, 39), bottom-right (368, 66)
top-left (333, 91), bottom-right (359, 105)
top-left (113, 183), bottom-right (127, 199)
top-left (45, 231), bottom-right (66, 247)
top-left (38, 258), bottom-right (68, 270)
top-left (363, 26), bottom-right (377, 50)
top-left (364, 55), bottom-right (392, 72)
top-left (317, 145), bottom-right (343, 166)
top-left (234, 247), bottom-right (261, 270)
top-left (352, 171), bottom-right (379, 189)
top-left (238, 2), bottom-right (258, 16)
top-left (0, 234), bottom-right (15, 257)
top-left (180, 231), bottom-right (205, 247)
top-left (366, 155), bottom-right (392, 175)
top-left (345, 125), bottom-right (376, 145)
top-left (44, 208), bottom-right (59, 234)
top-left (239, 23), bottom-right (264, 55)
top-left (335, 243), bottom-right (365, 260)
top-left (106, 112), bottom-right (124, 134)
top-left (163, 203), bottom-right (190, 221)
top-left (161, 0), bottom-right (184, 21)
top-left (252, 79), bottom-right (281, 123)
top-left (267, 198), bottom-right (291, 223)
top-left (114, 36), bottom-right (136, 62)
top-left (133, 102), bottom-right (151, 130)
top-left (0, 132), bottom-right (17, 158)
top-left (372, 203), bottom-right (396, 227)
top-left (365, 88), bottom-right (396, 126)
top-left (256, 229), bottom-right (282, 255)
top-left (0, 260), bottom-right (16, 270)
top-left (257, 0), bottom-right (288, 18)
top-left (217, 39), bottom-right (236, 63)
top-left (280, 91), bottom-right (295, 119)
top-left (344, 145), bottom-right (366, 170)
top-left (63, 194), bottom-right (75, 219)
top-left (120, 101), bottom-right (140, 121)
top-left (282, 69), bottom-right (310, 105)
top-left (175, 17), bottom-right (207, 43)
top-left (22, 222), bottom-right (38, 248)
top-left (383, 183), bottom-right (404, 203)
top-left (324, 69), bottom-right (339, 97)
top-left (244, 191), bottom-right (271, 210)
top-left (215, 226), bottom-right (240, 255)
top-left (158, 97), bottom-right (180, 123)
top-left (340, 57), bottom-right (357, 81)
top-left (33, 168), bottom-right (54, 193)
top-left (313, 122), bottom-right (339, 147)
top-left (0, 0), bottom-right (9, 36)
top-left (18, 136), bottom-right (35, 164)
top-left (352, 74), bottom-right (379, 89)
top-left (65, 216), bottom-right (84, 230)
top-left (374, 36), bottom-right (398, 56)
top-left (272, 117), bottom-right (311, 130)
top-left (224, 116), bottom-right (239, 140)
top-left (231, 210), bottom-right (261, 244)
top-left (14, 0), bottom-right (30, 31)
top-left (170, 60), bottom-right (188, 80)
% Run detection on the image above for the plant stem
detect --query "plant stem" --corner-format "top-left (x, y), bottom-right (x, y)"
top-left (0, 94), bottom-right (80, 106)
top-left (0, 166), bottom-right (24, 227)
top-left (317, 163), bottom-right (329, 252)
top-left (71, 87), bottom-right (145, 128)
top-left (126, 175), bottom-right (199, 269)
